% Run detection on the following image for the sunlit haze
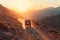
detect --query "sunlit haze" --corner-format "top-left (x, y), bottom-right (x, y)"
top-left (0, 0), bottom-right (60, 13)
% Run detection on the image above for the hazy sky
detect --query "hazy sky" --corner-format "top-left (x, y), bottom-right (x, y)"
top-left (0, 0), bottom-right (60, 12)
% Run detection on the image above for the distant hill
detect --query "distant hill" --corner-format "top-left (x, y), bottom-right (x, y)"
top-left (32, 6), bottom-right (60, 32)
top-left (27, 6), bottom-right (60, 20)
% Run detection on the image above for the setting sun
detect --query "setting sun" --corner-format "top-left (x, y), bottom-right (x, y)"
top-left (17, 4), bottom-right (30, 13)
top-left (19, 6), bottom-right (26, 12)
top-left (14, 0), bottom-right (32, 13)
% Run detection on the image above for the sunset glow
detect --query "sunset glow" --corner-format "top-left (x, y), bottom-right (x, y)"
top-left (0, 0), bottom-right (60, 13)
top-left (0, 0), bottom-right (32, 13)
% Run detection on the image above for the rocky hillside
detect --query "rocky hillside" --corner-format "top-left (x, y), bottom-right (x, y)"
top-left (0, 4), bottom-right (25, 40)
top-left (41, 15), bottom-right (60, 31)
